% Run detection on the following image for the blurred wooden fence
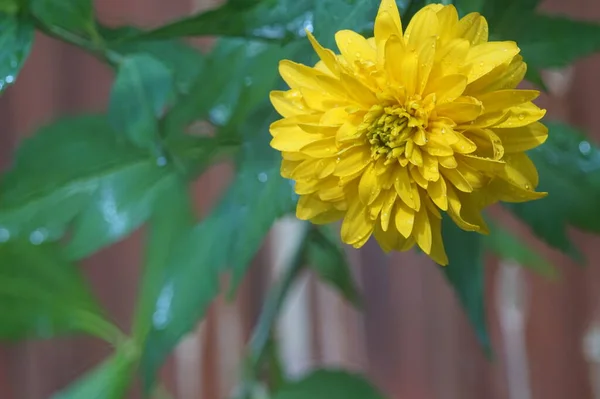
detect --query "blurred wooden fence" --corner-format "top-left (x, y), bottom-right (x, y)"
top-left (1, 0), bottom-right (600, 398)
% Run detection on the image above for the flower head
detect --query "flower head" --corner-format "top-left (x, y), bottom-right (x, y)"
top-left (269, 1), bottom-right (548, 265)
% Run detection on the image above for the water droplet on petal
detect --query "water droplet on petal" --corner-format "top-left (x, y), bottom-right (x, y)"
top-left (518, 113), bottom-right (525, 121)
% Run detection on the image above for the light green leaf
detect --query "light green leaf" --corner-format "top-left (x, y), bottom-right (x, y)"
top-left (0, 241), bottom-right (119, 342)
top-left (122, 0), bottom-right (313, 42)
top-left (133, 179), bottom-right (195, 344)
top-left (506, 121), bottom-right (600, 261)
top-left (484, 221), bottom-right (557, 279)
top-left (0, 116), bottom-right (181, 259)
top-left (0, 12), bottom-right (34, 91)
top-left (305, 227), bottom-right (362, 307)
top-left (441, 217), bottom-right (489, 352)
top-left (102, 25), bottom-right (206, 95)
top-left (30, 0), bottom-right (97, 37)
top-left (51, 343), bottom-right (138, 399)
top-left (272, 369), bottom-right (386, 399)
top-left (108, 54), bottom-right (173, 148)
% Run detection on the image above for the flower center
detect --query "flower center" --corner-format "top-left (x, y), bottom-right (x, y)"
top-left (362, 100), bottom-right (431, 163)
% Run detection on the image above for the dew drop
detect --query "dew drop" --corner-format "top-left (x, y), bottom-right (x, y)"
top-left (29, 228), bottom-right (48, 245)
top-left (258, 172), bottom-right (268, 183)
top-left (524, 184), bottom-right (530, 190)
top-left (579, 140), bottom-right (592, 156)
top-left (518, 113), bottom-right (525, 121)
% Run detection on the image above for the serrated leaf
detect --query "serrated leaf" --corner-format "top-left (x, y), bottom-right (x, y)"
top-left (484, 221), bottom-right (557, 279)
top-left (505, 121), bottom-right (600, 261)
top-left (51, 344), bottom-right (137, 399)
top-left (0, 241), bottom-right (118, 342)
top-left (305, 227), bottom-right (362, 307)
top-left (108, 54), bottom-right (173, 148)
top-left (30, 0), bottom-right (97, 37)
top-left (272, 369), bottom-right (386, 399)
top-left (0, 116), bottom-right (180, 259)
top-left (0, 12), bottom-right (33, 91)
top-left (441, 217), bottom-right (489, 352)
top-left (123, 0), bottom-right (313, 42)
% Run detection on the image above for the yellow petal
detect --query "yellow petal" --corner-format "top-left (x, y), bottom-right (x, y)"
top-left (307, 31), bottom-right (340, 76)
top-left (502, 152), bottom-right (540, 188)
top-left (310, 209), bottom-right (346, 224)
top-left (270, 90), bottom-right (308, 117)
top-left (436, 5), bottom-right (459, 44)
top-left (413, 205), bottom-right (432, 253)
top-left (300, 87), bottom-right (343, 111)
top-left (439, 155), bottom-right (458, 168)
top-left (436, 96), bottom-right (483, 124)
top-left (478, 89), bottom-right (540, 114)
top-left (463, 128), bottom-right (504, 159)
top-left (465, 42), bottom-right (520, 83)
top-left (446, 184), bottom-right (484, 232)
top-left (296, 194), bottom-right (335, 220)
top-left (334, 145), bottom-right (372, 176)
top-left (428, 215), bottom-right (448, 265)
top-left (380, 189), bottom-right (397, 231)
top-left (431, 38), bottom-right (470, 79)
top-left (427, 175), bottom-right (448, 210)
top-left (299, 136), bottom-right (337, 157)
top-left (292, 159), bottom-right (319, 179)
top-left (341, 198), bottom-right (375, 246)
top-left (384, 35), bottom-right (408, 86)
top-left (335, 30), bottom-right (377, 67)
top-left (394, 166), bottom-right (416, 209)
top-left (359, 163), bottom-right (382, 205)
top-left (409, 145), bottom-right (424, 167)
top-left (405, 8), bottom-right (439, 49)
top-left (395, 201), bottom-right (415, 238)
top-left (374, 223), bottom-right (415, 252)
top-left (466, 55), bottom-right (526, 95)
top-left (426, 74), bottom-right (467, 103)
top-left (279, 60), bottom-right (326, 90)
top-left (375, 0), bottom-right (403, 42)
top-left (493, 102), bottom-right (547, 128)
top-left (441, 167), bottom-right (473, 192)
top-left (422, 153), bottom-right (440, 181)
top-left (316, 159), bottom-right (336, 179)
top-left (321, 107), bottom-right (350, 125)
top-left (460, 154), bottom-right (505, 173)
top-left (410, 164), bottom-right (428, 188)
top-left (417, 37), bottom-right (437, 94)
top-left (493, 121), bottom-right (548, 152)
top-left (340, 72), bottom-right (379, 106)
top-left (270, 130), bottom-right (324, 152)
top-left (454, 13), bottom-right (488, 46)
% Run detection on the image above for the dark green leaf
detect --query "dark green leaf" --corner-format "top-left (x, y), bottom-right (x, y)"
top-left (525, 67), bottom-right (547, 92)
top-left (108, 54), bottom-right (173, 148)
top-left (0, 12), bottom-right (34, 91)
top-left (123, 0), bottom-right (313, 42)
top-left (441, 217), bottom-right (489, 351)
top-left (51, 343), bottom-right (137, 399)
top-left (305, 227), bottom-right (362, 307)
top-left (30, 0), bottom-right (97, 37)
top-left (0, 116), bottom-right (178, 259)
top-left (484, 220), bottom-right (557, 279)
top-left (490, 9), bottom-right (600, 70)
top-left (133, 179), bottom-right (195, 343)
top-left (141, 110), bottom-right (296, 389)
top-left (314, 0), bottom-right (377, 49)
top-left (453, 0), bottom-right (485, 15)
top-left (506, 121), bottom-right (600, 261)
top-left (0, 240), bottom-right (119, 342)
top-left (272, 369), bottom-right (386, 399)
top-left (0, 1), bottom-right (18, 14)
top-left (102, 26), bottom-right (206, 94)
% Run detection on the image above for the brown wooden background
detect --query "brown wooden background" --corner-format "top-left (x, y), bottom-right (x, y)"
top-left (1, 0), bottom-right (600, 398)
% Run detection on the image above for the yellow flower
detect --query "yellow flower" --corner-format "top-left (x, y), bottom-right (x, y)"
top-left (269, 1), bottom-right (548, 265)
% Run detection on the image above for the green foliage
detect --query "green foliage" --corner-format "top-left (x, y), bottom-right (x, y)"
top-left (0, 11), bottom-right (33, 91)
top-left (2, 0), bottom-right (600, 397)
top-left (271, 370), bottom-right (386, 399)
top-left (0, 241), bottom-right (119, 342)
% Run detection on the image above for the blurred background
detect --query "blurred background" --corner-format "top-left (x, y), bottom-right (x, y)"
top-left (2, 0), bottom-right (600, 398)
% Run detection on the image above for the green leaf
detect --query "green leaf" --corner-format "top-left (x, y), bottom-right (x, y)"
top-left (0, 240), bottom-right (119, 342)
top-left (453, 0), bottom-right (485, 14)
top-left (314, 0), bottom-right (377, 49)
top-left (0, 12), bottom-right (34, 91)
top-left (102, 26), bottom-right (206, 95)
top-left (140, 110), bottom-right (296, 390)
top-left (122, 0), bottom-right (313, 42)
top-left (108, 54), bottom-right (173, 148)
top-left (133, 179), bottom-right (195, 343)
top-left (484, 220), bottom-right (557, 279)
top-left (505, 121), bottom-right (600, 261)
top-left (441, 217), bottom-right (489, 352)
top-left (0, 116), bottom-right (179, 259)
top-left (51, 343), bottom-right (138, 399)
top-left (305, 227), bottom-right (362, 307)
top-left (30, 0), bottom-right (97, 37)
top-left (272, 369), bottom-right (386, 399)
top-left (490, 9), bottom-right (600, 70)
